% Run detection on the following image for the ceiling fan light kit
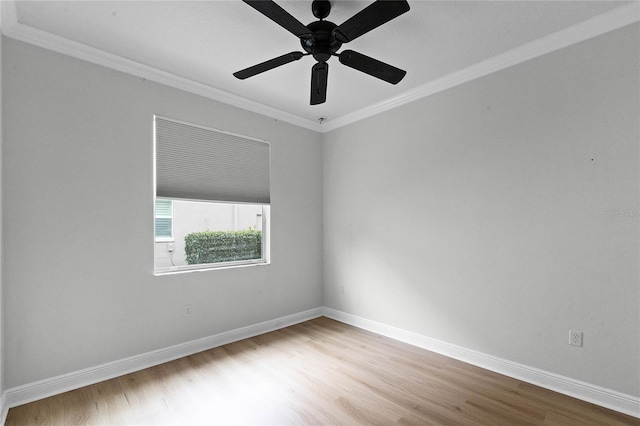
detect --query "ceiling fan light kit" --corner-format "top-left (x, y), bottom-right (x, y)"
top-left (234, 0), bottom-right (410, 105)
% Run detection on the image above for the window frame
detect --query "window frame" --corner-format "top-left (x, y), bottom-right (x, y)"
top-left (152, 115), bottom-right (271, 275)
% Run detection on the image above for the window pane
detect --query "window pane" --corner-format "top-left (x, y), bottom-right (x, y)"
top-left (155, 218), bottom-right (172, 238)
top-left (154, 200), bottom-right (267, 272)
top-left (155, 199), bottom-right (173, 217)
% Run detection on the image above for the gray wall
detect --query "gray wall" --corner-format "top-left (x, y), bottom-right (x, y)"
top-left (0, 27), bottom-right (4, 406)
top-left (2, 38), bottom-right (323, 388)
top-left (323, 23), bottom-right (639, 397)
top-left (2, 18), bottom-right (639, 403)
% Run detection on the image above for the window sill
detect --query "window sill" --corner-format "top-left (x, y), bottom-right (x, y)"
top-left (154, 260), bottom-right (269, 276)
top-left (155, 238), bottom-right (175, 243)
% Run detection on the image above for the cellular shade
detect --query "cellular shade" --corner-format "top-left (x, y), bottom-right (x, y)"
top-left (155, 117), bottom-right (270, 204)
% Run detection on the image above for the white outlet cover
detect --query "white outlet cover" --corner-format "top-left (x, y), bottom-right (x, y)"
top-left (569, 330), bottom-right (583, 347)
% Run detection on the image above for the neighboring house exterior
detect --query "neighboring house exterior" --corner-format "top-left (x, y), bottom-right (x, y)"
top-left (154, 200), bottom-right (263, 269)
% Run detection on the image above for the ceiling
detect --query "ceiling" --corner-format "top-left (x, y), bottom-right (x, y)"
top-left (2, 1), bottom-right (638, 131)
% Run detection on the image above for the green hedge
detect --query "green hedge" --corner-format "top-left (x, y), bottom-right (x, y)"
top-left (185, 229), bottom-right (262, 265)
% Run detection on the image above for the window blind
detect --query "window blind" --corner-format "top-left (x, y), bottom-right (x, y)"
top-left (154, 199), bottom-right (173, 238)
top-left (154, 199), bottom-right (173, 217)
top-left (155, 116), bottom-right (271, 204)
top-left (155, 218), bottom-right (172, 238)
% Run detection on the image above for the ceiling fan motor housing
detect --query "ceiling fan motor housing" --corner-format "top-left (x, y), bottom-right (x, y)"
top-left (301, 20), bottom-right (342, 63)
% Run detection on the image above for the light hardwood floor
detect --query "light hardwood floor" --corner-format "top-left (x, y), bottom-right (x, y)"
top-left (6, 317), bottom-right (640, 425)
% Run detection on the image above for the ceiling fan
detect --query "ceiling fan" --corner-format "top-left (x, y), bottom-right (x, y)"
top-left (233, 0), bottom-right (410, 105)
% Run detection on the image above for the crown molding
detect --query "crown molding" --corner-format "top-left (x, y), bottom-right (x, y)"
top-left (321, 1), bottom-right (640, 132)
top-left (1, 1), bottom-right (638, 134)
top-left (0, 1), bottom-right (322, 133)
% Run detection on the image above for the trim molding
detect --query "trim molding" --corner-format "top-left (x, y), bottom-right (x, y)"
top-left (2, 1), bottom-right (638, 133)
top-left (323, 307), bottom-right (640, 419)
top-left (2, 307), bottom-right (638, 419)
top-left (0, 394), bottom-right (6, 426)
top-left (321, 2), bottom-right (640, 132)
top-left (0, 1), bottom-right (322, 133)
top-left (2, 307), bottom-right (324, 412)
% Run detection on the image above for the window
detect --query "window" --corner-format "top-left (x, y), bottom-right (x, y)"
top-left (154, 199), bottom-right (173, 240)
top-left (154, 116), bottom-right (270, 273)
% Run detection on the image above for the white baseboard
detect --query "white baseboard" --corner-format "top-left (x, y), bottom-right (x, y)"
top-left (2, 307), bottom-right (324, 414)
top-left (3, 307), bottom-right (638, 421)
top-left (323, 307), bottom-right (640, 419)
top-left (0, 392), bottom-right (7, 426)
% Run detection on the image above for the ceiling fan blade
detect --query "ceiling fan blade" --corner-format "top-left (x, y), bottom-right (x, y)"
top-left (310, 62), bottom-right (329, 105)
top-left (242, 0), bottom-right (312, 39)
top-left (234, 52), bottom-right (305, 80)
top-left (333, 0), bottom-right (410, 43)
top-left (339, 50), bottom-right (406, 84)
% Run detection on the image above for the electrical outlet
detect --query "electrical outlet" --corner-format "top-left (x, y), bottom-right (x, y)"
top-left (184, 304), bottom-right (193, 317)
top-left (339, 285), bottom-right (344, 294)
top-left (569, 330), bottom-right (583, 347)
